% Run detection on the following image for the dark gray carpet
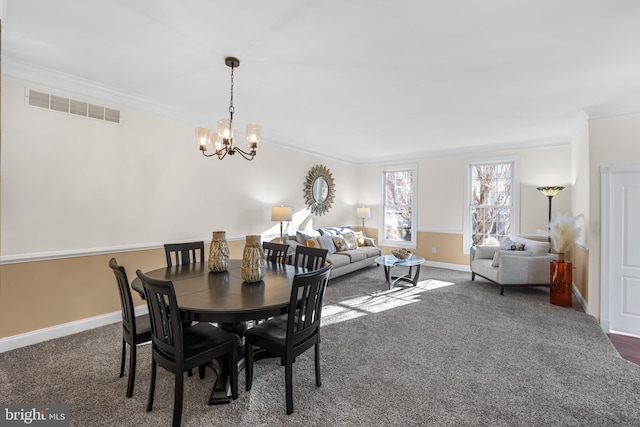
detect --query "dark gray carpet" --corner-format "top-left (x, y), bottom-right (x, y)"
top-left (1, 265), bottom-right (639, 426)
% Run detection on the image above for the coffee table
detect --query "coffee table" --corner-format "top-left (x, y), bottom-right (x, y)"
top-left (375, 254), bottom-right (426, 289)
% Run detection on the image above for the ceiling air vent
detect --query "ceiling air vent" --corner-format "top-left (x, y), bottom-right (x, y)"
top-left (26, 88), bottom-right (121, 124)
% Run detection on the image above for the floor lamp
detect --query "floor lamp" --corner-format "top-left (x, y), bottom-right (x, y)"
top-left (271, 206), bottom-right (293, 244)
top-left (536, 186), bottom-right (565, 243)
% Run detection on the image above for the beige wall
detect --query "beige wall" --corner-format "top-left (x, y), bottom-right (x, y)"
top-left (586, 113), bottom-right (640, 317)
top-left (0, 77), bottom-right (364, 340)
top-left (3, 73), bottom-right (640, 342)
top-left (358, 145), bottom-right (573, 255)
top-left (0, 77), bottom-right (361, 258)
top-left (0, 239), bottom-right (247, 338)
top-left (571, 244), bottom-right (589, 303)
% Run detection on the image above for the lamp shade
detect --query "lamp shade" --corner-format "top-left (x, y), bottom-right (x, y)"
top-left (196, 127), bottom-right (211, 149)
top-left (217, 118), bottom-right (233, 140)
top-left (271, 206), bottom-right (293, 222)
top-left (537, 186), bottom-right (565, 197)
top-left (246, 123), bottom-right (261, 148)
top-left (357, 207), bottom-right (371, 219)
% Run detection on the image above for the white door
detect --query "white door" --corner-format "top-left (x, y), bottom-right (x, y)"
top-left (603, 166), bottom-right (640, 337)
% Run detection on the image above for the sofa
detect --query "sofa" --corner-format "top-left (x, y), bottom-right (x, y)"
top-left (287, 226), bottom-right (381, 279)
top-left (470, 236), bottom-right (557, 295)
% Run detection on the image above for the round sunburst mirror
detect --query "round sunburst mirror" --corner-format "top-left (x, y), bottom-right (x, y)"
top-left (304, 165), bottom-right (335, 216)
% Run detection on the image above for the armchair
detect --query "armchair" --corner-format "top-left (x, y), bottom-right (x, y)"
top-left (470, 236), bottom-right (557, 295)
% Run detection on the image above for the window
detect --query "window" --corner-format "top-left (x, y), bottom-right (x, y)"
top-left (381, 166), bottom-right (417, 247)
top-left (463, 157), bottom-right (519, 252)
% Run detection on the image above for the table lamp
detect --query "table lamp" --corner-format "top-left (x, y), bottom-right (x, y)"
top-left (357, 207), bottom-right (371, 235)
top-left (271, 206), bottom-right (293, 243)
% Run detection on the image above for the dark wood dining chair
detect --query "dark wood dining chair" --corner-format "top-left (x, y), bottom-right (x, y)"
top-left (244, 264), bottom-right (332, 415)
top-left (164, 241), bottom-right (205, 266)
top-left (262, 241), bottom-right (289, 265)
top-left (136, 270), bottom-right (239, 427)
top-left (108, 258), bottom-right (152, 398)
top-left (294, 245), bottom-right (328, 271)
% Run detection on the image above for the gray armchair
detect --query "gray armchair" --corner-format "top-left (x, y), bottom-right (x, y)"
top-left (470, 236), bottom-right (557, 295)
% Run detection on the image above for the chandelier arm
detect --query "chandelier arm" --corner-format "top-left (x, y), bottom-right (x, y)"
top-left (216, 148), bottom-right (229, 161)
top-left (201, 145), bottom-right (230, 159)
top-left (200, 150), bottom-right (218, 158)
top-left (234, 147), bottom-right (256, 161)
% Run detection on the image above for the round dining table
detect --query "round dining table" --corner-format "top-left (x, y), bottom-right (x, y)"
top-left (131, 259), bottom-right (308, 323)
top-left (130, 259), bottom-right (308, 404)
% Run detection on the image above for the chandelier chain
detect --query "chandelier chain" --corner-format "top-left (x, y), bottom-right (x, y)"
top-left (229, 64), bottom-right (235, 119)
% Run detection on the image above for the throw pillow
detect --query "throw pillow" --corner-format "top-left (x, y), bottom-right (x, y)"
top-left (296, 230), bottom-right (320, 244)
top-left (362, 237), bottom-right (376, 247)
top-left (474, 246), bottom-right (499, 259)
top-left (319, 226), bottom-right (353, 236)
top-left (332, 234), bottom-right (349, 252)
top-left (511, 237), bottom-right (549, 256)
top-left (500, 238), bottom-right (516, 248)
top-left (341, 231), bottom-right (358, 250)
top-left (317, 234), bottom-right (337, 254)
top-left (491, 250), bottom-right (533, 267)
top-left (506, 243), bottom-right (525, 251)
top-left (354, 231), bottom-right (366, 247)
top-left (306, 237), bottom-right (320, 248)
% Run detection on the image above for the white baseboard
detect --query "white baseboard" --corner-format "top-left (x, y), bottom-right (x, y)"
top-left (608, 329), bottom-right (640, 339)
top-left (0, 305), bottom-right (148, 354)
top-left (425, 260), bottom-right (470, 273)
top-left (572, 283), bottom-right (588, 313)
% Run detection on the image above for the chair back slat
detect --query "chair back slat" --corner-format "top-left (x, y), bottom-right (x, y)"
top-left (136, 270), bottom-right (184, 360)
top-left (164, 241), bottom-right (205, 267)
top-left (287, 265), bottom-right (331, 343)
top-left (294, 246), bottom-right (328, 271)
top-left (262, 241), bottom-right (289, 265)
top-left (109, 258), bottom-right (137, 336)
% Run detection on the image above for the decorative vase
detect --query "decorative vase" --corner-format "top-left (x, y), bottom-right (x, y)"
top-left (208, 231), bottom-right (230, 272)
top-left (550, 259), bottom-right (572, 307)
top-left (241, 235), bottom-right (265, 282)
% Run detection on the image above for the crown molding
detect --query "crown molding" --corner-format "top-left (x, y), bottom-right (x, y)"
top-left (568, 109), bottom-right (590, 141)
top-left (1, 57), bottom-right (203, 125)
top-left (356, 135), bottom-right (572, 165)
top-left (585, 104), bottom-right (640, 121)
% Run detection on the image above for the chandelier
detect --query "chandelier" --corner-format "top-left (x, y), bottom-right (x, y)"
top-left (196, 57), bottom-right (261, 160)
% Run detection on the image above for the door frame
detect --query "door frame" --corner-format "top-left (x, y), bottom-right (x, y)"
top-left (600, 164), bottom-right (640, 336)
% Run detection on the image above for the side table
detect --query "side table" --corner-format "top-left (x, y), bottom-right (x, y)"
top-left (375, 254), bottom-right (426, 289)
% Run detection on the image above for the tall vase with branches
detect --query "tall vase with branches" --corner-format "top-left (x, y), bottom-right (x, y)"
top-left (549, 212), bottom-right (583, 260)
top-left (548, 212), bottom-right (583, 307)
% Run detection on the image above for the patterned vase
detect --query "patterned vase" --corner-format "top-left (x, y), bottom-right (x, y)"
top-left (208, 231), bottom-right (230, 272)
top-left (242, 235), bottom-right (265, 282)
top-left (550, 260), bottom-right (572, 307)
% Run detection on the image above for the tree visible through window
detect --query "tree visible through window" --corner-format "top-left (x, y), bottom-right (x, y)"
top-left (382, 167), bottom-right (416, 245)
top-left (469, 161), bottom-right (514, 246)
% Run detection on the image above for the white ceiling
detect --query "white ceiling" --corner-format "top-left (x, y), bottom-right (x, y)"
top-left (3, 0), bottom-right (640, 164)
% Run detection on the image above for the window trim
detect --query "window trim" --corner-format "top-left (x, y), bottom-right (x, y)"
top-left (379, 164), bottom-right (418, 248)
top-left (462, 156), bottom-right (520, 254)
